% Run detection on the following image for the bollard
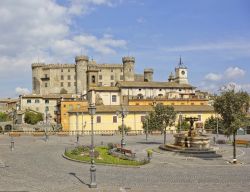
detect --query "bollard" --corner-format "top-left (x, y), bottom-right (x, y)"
top-left (10, 140), bottom-right (14, 151)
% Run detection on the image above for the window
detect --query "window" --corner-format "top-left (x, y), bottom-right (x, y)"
top-left (67, 75), bottom-right (71, 80)
top-left (45, 106), bottom-right (49, 112)
top-left (113, 116), bottom-right (117, 123)
top-left (27, 99), bottom-right (31, 104)
top-left (45, 100), bottom-right (49, 104)
top-left (61, 75), bottom-right (64, 80)
top-left (139, 89), bottom-right (141, 91)
top-left (45, 74), bottom-right (48, 78)
top-left (179, 89), bottom-right (182, 91)
top-left (110, 75), bottom-right (114, 80)
top-left (45, 83), bottom-right (48, 87)
top-left (112, 95), bottom-right (117, 102)
top-left (129, 68), bottom-right (132, 72)
top-left (120, 69), bottom-right (123, 72)
top-left (68, 69), bottom-right (70, 72)
top-left (141, 116), bottom-right (145, 122)
top-left (68, 82), bottom-right (71, 87)
top-left (99, 75), bottom-right (102, 80)
top-left (61, 82), bottom-right (64, 87)
top-left (92, 75), bottom-right (96, 83)
top-left (97, 116), bottom-right (101, 123)
top-left (61, 69), bottom-right (63, 72)
top-left (159, 89), bottom-right (162, 91)
top-left (120, 75), bottom-right (123, 80)
top-left (35, 99), bottom-right (40, 103)
top-left (111, 69), bottom-right (113, 72)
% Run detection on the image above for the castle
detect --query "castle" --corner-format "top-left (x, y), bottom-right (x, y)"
top-left (31, 55), bottom-right (190, 98)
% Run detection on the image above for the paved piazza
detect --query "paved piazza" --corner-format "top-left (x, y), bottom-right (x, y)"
top-left (1, 133), bottom-right (250, 192)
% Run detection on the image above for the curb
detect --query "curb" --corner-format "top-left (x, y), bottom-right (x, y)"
top-left (62, 153), bottom-right (141, 168)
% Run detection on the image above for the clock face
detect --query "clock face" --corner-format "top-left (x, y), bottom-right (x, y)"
top-left (181, 70), bottom-right (185, 75)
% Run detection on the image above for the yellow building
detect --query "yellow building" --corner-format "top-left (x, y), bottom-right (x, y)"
top-left (65, 105), bottom-right (215, 134)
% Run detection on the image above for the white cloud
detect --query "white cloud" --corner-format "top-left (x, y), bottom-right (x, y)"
top-left (162, 41), bottom-right (250, 52)
top-left (225, 67), bottom-right (245, 79)
top-left (204, 73), bottom-right (222, 81)
top-left (15, 87), bottom-right (30, 96)
top-left (220, 82), bottom-right (250, 92)
top-left (0, 0), bottom-right (126, 74)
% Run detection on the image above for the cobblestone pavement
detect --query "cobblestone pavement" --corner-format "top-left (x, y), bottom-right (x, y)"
top-left (0, 134), bottom-right (250, 192)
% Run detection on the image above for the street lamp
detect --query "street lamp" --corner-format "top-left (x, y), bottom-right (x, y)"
top-left (76, 112), bottom-right (79, 144)
top-left (116, 106), bottom-right (128, 149)
top-left (10, 108), bottom-right (16, 151)
top-left (88, 103), bottom-right (97, 188)
top-left (179, 112), bottom-right (182, 133)
top-left (45, 107), bottom-right (49, 142)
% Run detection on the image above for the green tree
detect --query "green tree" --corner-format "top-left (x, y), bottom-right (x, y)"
top-left (0, 112), bottom-right (10, 122)
top-left (118, 124), bottom-right (131, 134)
top-left (143, 104), bottom-right (177, 144)
top-left (177, 121), bottom-right (190, 131)
top-left (24, 111), bottom-right (43, 125)
top-left (213, 89), bottom-right (249, 163)
top-left (204, 116), bottom-right (224, 134)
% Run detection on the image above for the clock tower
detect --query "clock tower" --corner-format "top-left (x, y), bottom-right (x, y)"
top-left (175, 57), bottom-right (188, 84)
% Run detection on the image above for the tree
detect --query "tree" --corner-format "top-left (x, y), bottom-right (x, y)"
top-left (213, 90), bottom-right (249, 163)
top-left (204, 116), bottom-right (224, 134)
top-left (143, 104), bottom-right (177, 144)
top-left (0, 112), bottom-right (10, 122)
top-left (118, 124), bottom-right (131, 134)
top-left (177, 121), bottom-right (190, 131)
top-left (24, 111), bottom-right (43, 125)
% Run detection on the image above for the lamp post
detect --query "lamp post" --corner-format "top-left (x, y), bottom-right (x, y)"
top-left (216, 114), bottom-right (219, 138)
top-left (76, 112), bottom-right (79, 144)
top-left (116, 106), bottom-right (128, 149)
top-left (88, 103), bottom-right (97, 188)
top-left (10, 108), bottom-right (16, 151)
top-left (178, 112), bottom-right (182, 133)
top-left (45, 107), bottom-right (49, 142)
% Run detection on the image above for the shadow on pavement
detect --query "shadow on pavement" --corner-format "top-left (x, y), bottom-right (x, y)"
top-left (69, 172), bottom-right (89, 187)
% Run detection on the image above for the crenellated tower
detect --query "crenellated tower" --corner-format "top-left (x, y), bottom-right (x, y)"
top-left (144, 68), bottom-right (153, 82)
top-left (122, 56), bottom-right (135, 81)
top-left (75, 55), bottom-right (89, 94)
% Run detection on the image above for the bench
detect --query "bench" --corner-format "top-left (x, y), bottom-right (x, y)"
top-left (235, 140), bottom-right (250, 147)
top-left (101, 133), bottom-right (114, 136)
top-left (115, 147), bottom-right (135, 158)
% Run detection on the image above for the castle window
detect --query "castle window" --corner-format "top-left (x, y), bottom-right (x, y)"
top-left (110, 75), bottom-right (114, 80)
top-left (68, 82), bottom-right (71, 87)
top-left (158, 94), bottom-right (163, 97)
top-left (61, 82), bottom-right (63, 87)
top-left (61, 69), bottom-right (63, 72)
top-left (92, 75), bottom-right (96, 83)
top-left (45, 83), bottom-right (48, 87)
top-left (113, 116), bottom-right (117, 123)
top-left (120, 75), bottom-right (123, 80)
top-left (27, 99), bottom-right (31, 104)
top-left (137, 94), bottom-right (143, 99)
top-left (139, 89), bottom-right (141, 91)
top-left (68, 69), bottom-right (70, 72)
top-left (61, 75), bottom-right (64, 80)
top-left (99, 69), bottom-right (102, 72)
top-left (99, 75), bottom-right (102, 80)
top-left (45, 100), bottom-right (49, 104)
top-left (67, 75), bottom-right (71, 80)
top-left (111, 69), bottom-right (113, 72)
top-left (179, 89), bottom-right (182, 92)
top-left (129, 68), bottom-right (132, 72)
top-left (97, 116), bottom-right (101, 123)
top-left (112, 95), bottom-right (117, 102)
top-left (45, 74), bottom-right (48, 78)
top-left (159, 89), bottom-right (162, 91)
top-left (121, 69), bottom-right (123, 72)
top-left (35, 99), bottom-right (40, 103)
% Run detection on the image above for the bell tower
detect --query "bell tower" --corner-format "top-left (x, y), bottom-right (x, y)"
top-left (175, 57), bottom-right (188, 84)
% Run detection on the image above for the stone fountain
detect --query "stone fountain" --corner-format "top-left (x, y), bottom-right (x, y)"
top-left (159, 117), bottom-right (221, 158)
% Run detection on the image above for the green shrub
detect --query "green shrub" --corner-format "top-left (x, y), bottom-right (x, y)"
top-left (0, 112), bottom-right (10, 122)
top-left (24, 111), bottom-right (43, 125)
top-left (118, 125), bottom-right (131, 134)
top-left (107, 143), bottom-right (114, 149)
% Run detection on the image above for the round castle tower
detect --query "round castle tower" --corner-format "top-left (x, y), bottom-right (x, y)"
top-left (75, 55), bottom-right (89, 94)
top-left (122, 56), bottom-right (135, 81)
top-left (144, 68), bottom-right (153, 82)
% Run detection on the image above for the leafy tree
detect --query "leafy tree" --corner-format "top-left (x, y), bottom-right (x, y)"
top-left (177, 121), bottom-right (190, 131)
top-left (143, 104), bottom-right (176, 144)
top-left (213, 89), bottom-right (250, 163)
top-left (24, 111), bottom-right (43, 125)
top-left (204, 116), bottom-right (224, 134)
top-left (0, 112), bottom-right (10, 122)
top-left (118, 124), bottom-right (131, 134)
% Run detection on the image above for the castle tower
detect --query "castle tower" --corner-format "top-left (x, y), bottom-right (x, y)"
top-left (122, 56), bottom-right (135, 81)
top-left (75, 55), bottom-right (89, 94)
top-left (168, 72), bottom-right (175, 82)
top-left (175, 57), bottom-right (188, 84)
top-left (86, 66), bottom-right (99, 91)
top-left (144, 68), bottom-right (154, 82)
top-left (31, 63), bottom-right (45, 94)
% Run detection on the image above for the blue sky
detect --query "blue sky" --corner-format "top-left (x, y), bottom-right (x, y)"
top-left (0, 0), bottom-right (249, 97)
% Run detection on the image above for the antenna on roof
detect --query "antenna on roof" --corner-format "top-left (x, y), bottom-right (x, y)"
top-left (179, 56), bottom-right (184, 67)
